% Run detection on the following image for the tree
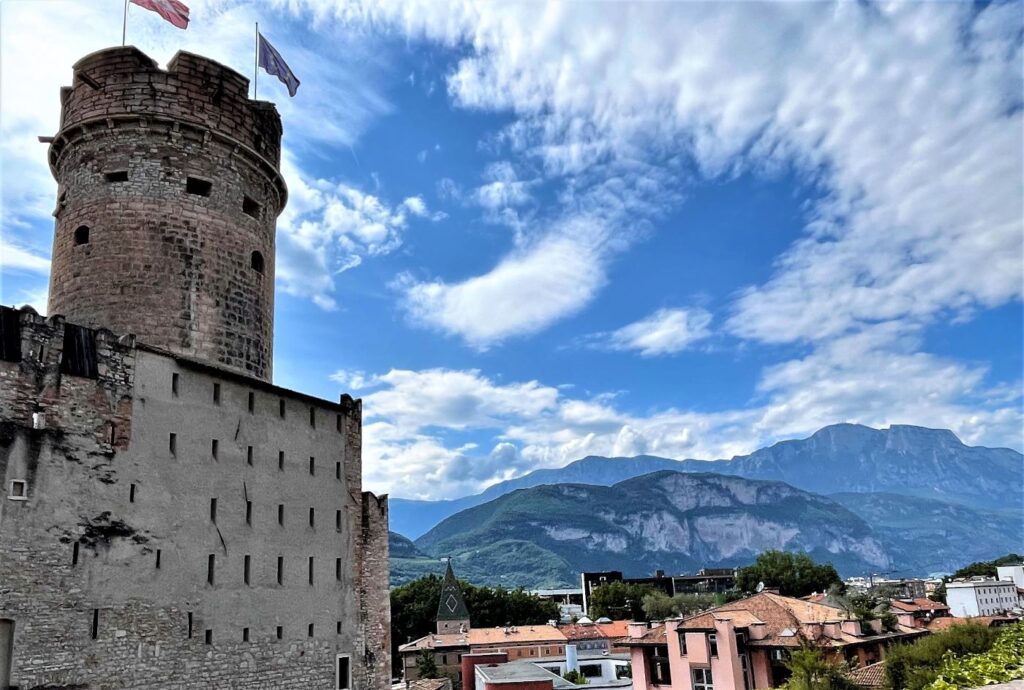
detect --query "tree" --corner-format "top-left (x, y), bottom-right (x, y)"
top-left (952, 553), bottom-right (1023, 580)
top-left (588, 581), bottom-right (654, 620)
top-left (885, 623), bottom-right (1000, 690)
top-left (781, 644), bottom-right (856, 690)
top-left (641, 591), bottom-right (716, 620)
top-left (736, 550), bottom-right (842, 597)
top-left (562, 669), bottom-right (588, 684)
top-left (390, 573), bottom-right (560, 676)
top-left (415, 649), bottom-right (439, 679)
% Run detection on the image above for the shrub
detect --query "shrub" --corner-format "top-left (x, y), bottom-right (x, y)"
top-left (886, 623), bottom-right (1000, 690)
top-left (926, 623), bottom-right (1024, 690)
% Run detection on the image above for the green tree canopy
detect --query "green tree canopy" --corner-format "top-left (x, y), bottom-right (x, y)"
top-left (885, 622), bottom-right (1001, 690)
top-left (641, 591), bottom-right (716, 620)
top-left (781, 644), bottom-right (856, 690)
top-left (952, 553), bottom-right (1023, 580)
top-left (390, 572), bottom-right (560, 675)
top-left (925, 623), bottom-right (1024, 689)
top-left (588, 581), bottom-right (654, 620)
top-left (736, 550), bottom-right (842, 597)
top-left (415, 649), bottom-right (439, 679)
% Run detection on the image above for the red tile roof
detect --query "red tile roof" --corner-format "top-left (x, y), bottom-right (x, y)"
top-left (626, 593), bottom-right (925, 649)
top-left (889, 598), bottom-right (948, 613)
top-left (469, 625), bottom-right (567, 646)
top-left (848, 661), bottom-right (886, 689)
top-left (926, 615), bottom-right (1018, 632)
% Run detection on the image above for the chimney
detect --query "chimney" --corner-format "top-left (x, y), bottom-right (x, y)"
top-left (566, 644), bottom-right (579, 673)
top-left (628, 622), bottom-right (649, 639)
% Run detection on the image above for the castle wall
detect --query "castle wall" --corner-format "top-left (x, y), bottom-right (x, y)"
top-left (46, 47), bottom-right (286, 381)
top-left (0, 308), bottom-right (390, 688)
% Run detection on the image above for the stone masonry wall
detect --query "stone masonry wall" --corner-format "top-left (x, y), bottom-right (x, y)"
top-left (46, 47), bottom-right (285, 381)
top-left (0, 307), bottom-right (388, 689)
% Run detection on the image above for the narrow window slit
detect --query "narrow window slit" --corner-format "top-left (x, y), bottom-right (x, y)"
top-left (250, 250), bottom-right (265, 273)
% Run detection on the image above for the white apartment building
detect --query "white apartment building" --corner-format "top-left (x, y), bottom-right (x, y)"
top-left (996, 565), bottom-right (1024, 589)
top-left (946, 579), bottom-right (1018, 617)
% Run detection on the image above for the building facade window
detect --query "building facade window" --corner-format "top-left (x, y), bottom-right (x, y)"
top-left (649, 645), bottom-right (672, 685)
top-left (692, 668), bottom-right (714, 690)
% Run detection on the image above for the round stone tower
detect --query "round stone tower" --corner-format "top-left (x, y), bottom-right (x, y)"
top-left (46, 46), bottom-right (287, 381)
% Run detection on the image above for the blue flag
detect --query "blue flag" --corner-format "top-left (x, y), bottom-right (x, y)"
top-left (258, 32), bottom-right (300, 97)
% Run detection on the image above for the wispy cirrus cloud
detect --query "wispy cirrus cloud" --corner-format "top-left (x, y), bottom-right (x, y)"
top-left (582, 307), bottom-right (713, 357)
top-left (276, 0), bottom-right (1021, 352)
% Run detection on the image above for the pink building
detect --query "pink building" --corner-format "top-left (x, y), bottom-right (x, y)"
top-left (626, 593), bottom-right (926, 690)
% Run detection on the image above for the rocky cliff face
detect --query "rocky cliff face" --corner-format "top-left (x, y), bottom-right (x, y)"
top-left (700, 424), bottom-right (1022, 509)
top-left (410, 471), bottom-right (890, 587)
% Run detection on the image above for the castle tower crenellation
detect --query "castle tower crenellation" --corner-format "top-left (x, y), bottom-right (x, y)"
top-left (46, 46), bottom-right (287, 381)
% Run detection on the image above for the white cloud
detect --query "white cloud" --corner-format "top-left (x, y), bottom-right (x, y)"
top-left (275, 0), bottom-right (1021, 352)
top-left (472, 161), bottom-right (534, 211)
top-left (586, 307), bottom-right (713, 357)
top-left (275, 154), bottom-right (442, 309)
top-left (400, 215), bottom-right (612, 349)
top-left (351, 342), bottom-right (1022, 498)
top-left (0, 237), bottom-right (50, 274)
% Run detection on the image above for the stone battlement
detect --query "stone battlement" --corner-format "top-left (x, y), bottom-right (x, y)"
top-left (54, 46), bottom-right (282, 169)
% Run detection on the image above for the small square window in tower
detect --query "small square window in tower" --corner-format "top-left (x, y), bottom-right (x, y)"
top-left (185, 177), bottom-right (212, 197)
top-left (243, 196), bottom-right (261, 219)
top-left (104, 170), bottom-right (128, 183)
top-left (8, 480), bottom-right (28, 500)
top-left (74, 225), bottom-right (90, 245)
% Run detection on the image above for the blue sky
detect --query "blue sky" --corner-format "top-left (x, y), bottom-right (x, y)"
top-left (1, 0), bottom-right (1021, 499)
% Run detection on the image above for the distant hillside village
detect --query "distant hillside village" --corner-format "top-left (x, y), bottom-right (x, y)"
top-left (393, 556), bottom-right (1024, 690)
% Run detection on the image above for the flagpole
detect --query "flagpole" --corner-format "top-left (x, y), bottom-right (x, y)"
top-left (253, 22), bottom-right (259, 99)
top-left (122, 0), bottom-right (129, 46)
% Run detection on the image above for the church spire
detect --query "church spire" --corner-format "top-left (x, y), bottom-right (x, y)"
top-left (435, 559), bottom-right (471, 634)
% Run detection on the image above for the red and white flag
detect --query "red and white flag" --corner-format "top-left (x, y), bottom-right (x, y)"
top-left (130, 0), bottom-right (190, 30)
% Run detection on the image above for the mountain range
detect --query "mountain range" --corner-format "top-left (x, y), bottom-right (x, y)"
top-left (391, 424), bottom-right (1022, 538)
top-left (389, 424), bottom-right (1023, 588)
